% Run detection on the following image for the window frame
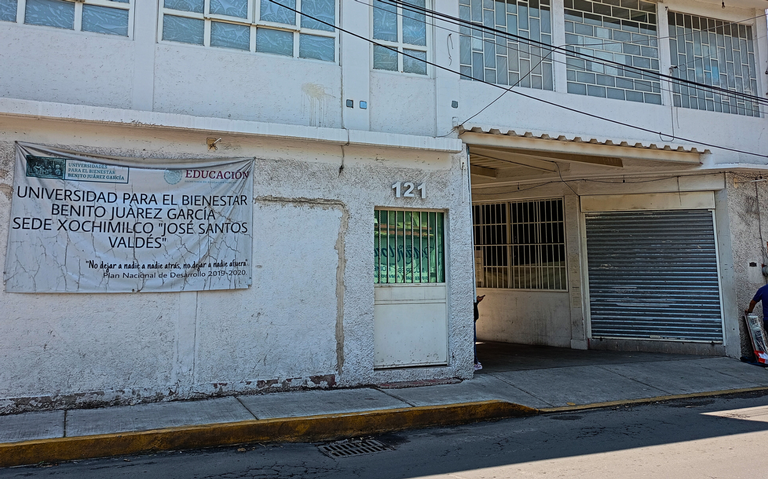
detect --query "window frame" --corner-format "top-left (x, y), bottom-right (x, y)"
top-left (2, 0), bottom-right (134, 38)
top-left (562, 0), bottom-right (662, 104)
top-left (473, 198), bottom-right (567, 291)
top-left (458, 0), bottom-right (555, 90)
top-left (158, 0), bottom-right (339, 63)
top-left (666, 9), bottom-right (761, 117)
top-left (370, 0), bottom-right (431, 76)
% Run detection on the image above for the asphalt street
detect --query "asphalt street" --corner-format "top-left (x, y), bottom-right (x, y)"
top-left (3, 391), bottom-right (768, 479)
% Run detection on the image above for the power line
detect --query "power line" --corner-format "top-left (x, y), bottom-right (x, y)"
top-left (264, 0), bottom-right (768, 159)
top-left (461, 47), bottom-right (556, 125)
top-left (656, 11), bottom-right (767, 42)
top-left (358, 0), bottom-right (764, 113)
top-left (384, 0), bottom-right (768, 107)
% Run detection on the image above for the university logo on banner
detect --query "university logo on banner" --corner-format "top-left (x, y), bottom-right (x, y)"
top-left (4, 143), bottom-right (254, 293)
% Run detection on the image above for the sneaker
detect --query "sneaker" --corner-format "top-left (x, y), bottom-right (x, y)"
top-left (474, 362), bottom-right (482, 371)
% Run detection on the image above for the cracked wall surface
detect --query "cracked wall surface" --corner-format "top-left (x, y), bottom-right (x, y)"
top-left (722, 174), bottom-right (768, 358)
top-left (0, 119), bottom-right (473, 413)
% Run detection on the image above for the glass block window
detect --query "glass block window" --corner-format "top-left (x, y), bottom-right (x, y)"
top-left (374, 210), bottom-right (445, 284)
top-left (0, 0), bottom-right (131, 36)
top-left (0, 0), bottom-right (18, 22)
top-left (161, 0), bottom-right (337, 62)
top-left (372, 0), bottom-right (428, 75)
top-left (564, 0), bottom-right (661, 104)
top-left (459, 0), bottom-right (553, 89)
top-left (473, 199), bottom-right (566, 290)
top-left (668, 12), bottom-right (759, 117)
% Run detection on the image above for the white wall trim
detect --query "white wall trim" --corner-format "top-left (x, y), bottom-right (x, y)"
top-left (581, 191), bottom-right (716, 212)
top-left (0, 98), bottom-right (464, 153)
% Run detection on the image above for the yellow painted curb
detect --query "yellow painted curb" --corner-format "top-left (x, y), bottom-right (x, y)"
top-left (538, 386), bottom-right (768, 413)
top-left (0, 400), bottom-right (537, 468)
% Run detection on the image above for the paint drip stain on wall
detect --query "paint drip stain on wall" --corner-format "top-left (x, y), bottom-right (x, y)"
top-left (301, 83), bottom-right (333, 127)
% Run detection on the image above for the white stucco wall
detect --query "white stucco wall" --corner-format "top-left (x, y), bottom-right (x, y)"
top-left (0, 117), bottom-right (473, 413)
top-left (153, 45), bottom-right (343, 128)
top-left (1, 0), bottom-right (765, 411)
top-left (721, 173), bottom-right (768, 357)
top-left (0, 23), bottom-right (134, 110)
top-left (475, 290), bottom-right (572, 347)
top-left (0, 0), bottom-right (764, 152)
top-left (369, 72), bottom-right (437, 137)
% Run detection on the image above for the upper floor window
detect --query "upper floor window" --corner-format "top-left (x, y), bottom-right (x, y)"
top-left (0, 0), bottom-right (131, 36)
top-left (459, 0), bottom-right (554, 90)
top-left (161, 0), bottom-right (337, 62)
top-left (372, 0), bottom-right (428, 75)
top-left (668, 12), bottom-right (759, 117)
top-left (564, 0), bottom-right (660, 104)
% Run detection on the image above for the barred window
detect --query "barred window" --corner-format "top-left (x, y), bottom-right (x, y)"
top-left (564, 0), bottom-right (661, 104)
top-left (459, 0), bottom-right (554, 90)
top-left (1, 0), bottom-right (131, 37)
top-left (374, 209), bottom-right (445, 284)
top-left (473, 199), bottom-right (566, 290)
top-left (160, 0), bottom-right (337, 62)
top-left (668, 12), bottom-right (759, 117)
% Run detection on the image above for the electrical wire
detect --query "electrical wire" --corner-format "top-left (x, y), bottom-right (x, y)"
top-left (461, 47), bottom-right (557, 125)
top-left (383, 0), bottom-right (768, 107)
top-left (265, 0), bottom-right (768, 159)
top-left (357, 0), bottom-right (764, 114)
top-left (656, 11), bottom-right (767, 42)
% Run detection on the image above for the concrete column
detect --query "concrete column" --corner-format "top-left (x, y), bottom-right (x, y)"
top-left (714, 184), bottom-right (741, 359)
top-left (433, 0), bottom-right (462, 138)
top-left (340, 0), bottom-right (371, 131)
top-left (565, 192), bottom-right (587, 349)
top-left (550, 0), bottom-right (567, 94)
top-left (656, 2), bottom-right (671, 107)
top-left (131, 0), bottom-right (158, 111)
top-left (753, 7), bottom-right (768, 107)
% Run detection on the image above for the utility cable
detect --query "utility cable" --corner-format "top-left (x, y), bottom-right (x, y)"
top-left (265, 0), bottom-right (768, 159)
top-left (357, 0), bottom-right (764, 113)
top-left (461, 46), bottom-right (557, 125)
top-left (383, 0), bottom-right (768, 107)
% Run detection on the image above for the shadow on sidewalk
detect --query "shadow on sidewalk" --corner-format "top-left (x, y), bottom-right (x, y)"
top-left (474, 341), bottom-right (712, 374)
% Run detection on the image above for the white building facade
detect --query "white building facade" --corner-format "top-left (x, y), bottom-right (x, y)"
top-left (0, 0), bottom-right (765, 412)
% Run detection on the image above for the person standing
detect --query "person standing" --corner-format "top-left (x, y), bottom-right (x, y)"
top-left (745, 284), bottom-right (768, 329)
top-left (474, 295), bottom-right (485, 371)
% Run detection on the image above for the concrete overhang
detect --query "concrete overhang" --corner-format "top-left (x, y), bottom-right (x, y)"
top-left (0, 98), bottom-right (464, 154)
top-left (460, 126), bottom-right (707, 166)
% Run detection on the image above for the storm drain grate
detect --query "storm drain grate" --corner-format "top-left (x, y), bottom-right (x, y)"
top-left (317, 438), bottom-right (392, 458)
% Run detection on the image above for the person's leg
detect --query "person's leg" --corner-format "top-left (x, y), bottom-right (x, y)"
top-left (474, 322), bottom-right (477, 364)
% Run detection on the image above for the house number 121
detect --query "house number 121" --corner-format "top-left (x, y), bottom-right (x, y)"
top-left (392, 182), bottom-right (426, 199)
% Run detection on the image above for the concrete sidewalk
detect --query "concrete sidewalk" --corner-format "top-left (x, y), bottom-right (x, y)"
top-left (2, 344), bottom-right (768, 467)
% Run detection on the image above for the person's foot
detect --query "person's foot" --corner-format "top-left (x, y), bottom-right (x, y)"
top-left (474, 362), bottom-right (482, 370)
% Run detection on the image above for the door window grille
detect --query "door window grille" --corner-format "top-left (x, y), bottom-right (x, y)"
top-left (374, 209), bottom-right (445, 284)
top-left (473, 199), bottom-right (566, 290)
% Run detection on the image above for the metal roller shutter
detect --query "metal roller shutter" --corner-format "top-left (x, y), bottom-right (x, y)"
top-left (585, 209), bottom-right (723, 342)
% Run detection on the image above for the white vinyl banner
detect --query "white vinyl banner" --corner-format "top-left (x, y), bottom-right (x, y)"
top-left (5, 143), bottom-right (254, 293)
